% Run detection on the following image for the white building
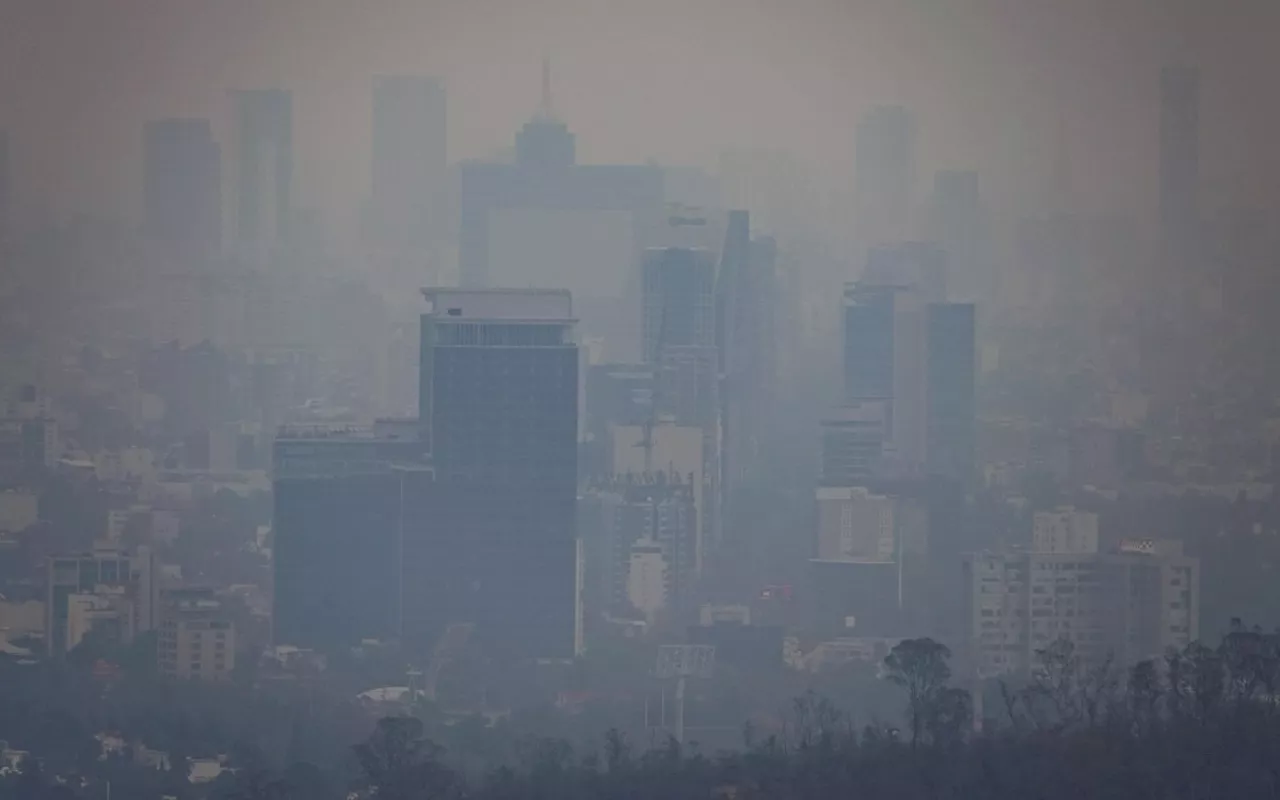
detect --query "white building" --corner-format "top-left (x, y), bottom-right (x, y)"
top-left (815, 486), bottom-right (897, 562)
top-left (1032, 506), bottom-right (1099, 554)
top-left (964, 540), bottom-right (1198, 678)
top-left (0, 489), bottom-right (38, 534)
top-left (626, 539), bottom-right (668, 624)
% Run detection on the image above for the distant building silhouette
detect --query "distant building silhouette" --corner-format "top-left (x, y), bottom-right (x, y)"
top-left (234, 89), bottom-right (292, 249)
top-left (370, 75), bottom-right (447, 252)
top-left (144, 118), bottom-right (221, 258)
top-left (458, 64), bottom-right (662, 358)
top-left (926, 302), bottom-right (976, 483)
top-left (855, 106), bottom-right (916, 248)
top-left (928, 170), bottom-right (989, 301)
top-left (1160, 64), bottom-right (1199, 250)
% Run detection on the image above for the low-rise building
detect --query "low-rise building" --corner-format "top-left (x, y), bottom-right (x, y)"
top-left (158, 588), bottom-right (235, 681)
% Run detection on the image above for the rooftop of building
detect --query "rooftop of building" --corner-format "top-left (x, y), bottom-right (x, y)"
top-left (421, 288), bottom-right (574, 322)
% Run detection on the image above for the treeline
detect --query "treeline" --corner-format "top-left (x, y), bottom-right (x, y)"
top-left (226, 630), bottom-right (1280, 800)
top-left (8, 630), bottom-right (1280, 799)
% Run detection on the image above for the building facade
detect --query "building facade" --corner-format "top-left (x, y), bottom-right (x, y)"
top-left (963, 540), bottom-right (1199, 678)
top-left (418, 289), bottom-right (581, 659)
top-left (158, 588), bottom-right (236, 681)
top-left (144, 118), bottom-right (221, 258)
top-left (46, 546), bottom-right (157, 657)
top-left (235, 89), bottom-right (292, 248)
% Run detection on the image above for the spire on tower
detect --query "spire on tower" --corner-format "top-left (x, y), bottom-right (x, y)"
top-left (539, 56), bottom-right (555, 121)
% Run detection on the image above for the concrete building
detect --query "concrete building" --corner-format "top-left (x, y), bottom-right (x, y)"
top-left (609, 421), bottom-right (705, 570)
top-left (815, 486), bottom-right (896, 562)
top-left (66, 589), bottom-right (137, 653)
top-left (581, 473), bottom-right (697, 627)
top-left (1032, 506), bottom-right (1099, 555)
top-left (963, 539), bottom-right (1199, 678)
top-left (46, 546), bottom-right (157, 657)
top-left (234, 89), bottom-right (292, 249)
top-left (0, 489), bottom-right (38, 534)
top-left (819, 402), bottom-right (890, 486)
top-left (158, 588), bottom-right (235, 681)
top-left (143, 118), bottom-right (221, 258)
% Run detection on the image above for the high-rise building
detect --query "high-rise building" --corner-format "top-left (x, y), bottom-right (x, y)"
top-left (234, 89), bottom-right (292, 247)
top-left (963, 539), bottom-right (1198, 678)
top-left (581, 474), bottom-right (697, 626)
top-left (643, 246), bottom-right (717, 363)
top-left (842, 279), bottom-right (928, 471)
top-left (418, 289), bottom-right (580, 658)
top-left (271, 427), bottom-right (426, 652)
top-left (370, 76), bottom-right (447, 252)
top-left (928, 170), bottom-right (989, 300)
top-left (926, 302), bottom-right (976, 482)
top-left (1160, 64), bottom-right (1200, 248)
top-left (717, 212), bottom-right (779, 492)
top-left (458, 66), bottom-right (663, 359)
top-left (144, 118), bottom-right (221, 257)
top-left (1031, 506), bottom-right (1099, 555)
top-left (855, 106), bottom-right (917, 248)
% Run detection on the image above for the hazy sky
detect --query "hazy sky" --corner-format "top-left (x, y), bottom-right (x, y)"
top-left (2, 0), bottom-right (1277, 224)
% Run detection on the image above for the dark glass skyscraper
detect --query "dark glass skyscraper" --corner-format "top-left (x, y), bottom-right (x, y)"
top-left (271, 431), bottom-right (426, 652)
top-left (144, 118), bottom-right (221, 257)
top-left (418, 289), bottom-right (580, 658)
top-left (235, 89), bottom-right (292, 247)
top-left (926, 302), bottom-right (976, 483)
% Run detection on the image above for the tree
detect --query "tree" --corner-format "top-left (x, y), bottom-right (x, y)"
top-left (883, 637), bottom-right (954, 748)
top-left (354, 716), bottom-right (459, 800)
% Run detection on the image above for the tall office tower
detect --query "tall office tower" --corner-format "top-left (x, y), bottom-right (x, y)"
top-left (371, 76), bottom-right (447, 253)
top-left (459, 66), bottom-right (663, 361)
top-left (717, 211), bottom-right (779, 490)
top-left (842, 277), bottom-right (929, 473)
top-left (642, 246), bottom-right (719, 422)
top-left (1160, 64), bottom-right (1199, 250)
top-left (855, 106), bottom-right (917, 249)
top-left (234, 89), bottom-right (292, 248)
top-left (418, 289), bottom-right (580, 658)
top-left (926, 302), bottom-right (976, 483)
top-left (640, 244), bottom-right (721, 559)
top-left (928, 170), bottom-right (989, 301)
top-left (144, 118), bottom-right (222, 258)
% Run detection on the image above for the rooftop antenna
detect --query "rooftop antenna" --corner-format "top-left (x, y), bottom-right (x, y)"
top-left (539, 55), bottom-right (555, 121)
